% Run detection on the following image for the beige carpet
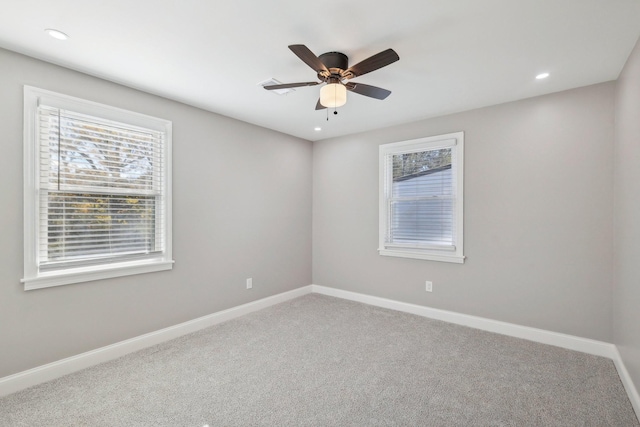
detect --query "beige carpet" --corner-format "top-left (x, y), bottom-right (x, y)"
top-left (0, 294), bottom-right (638, 426)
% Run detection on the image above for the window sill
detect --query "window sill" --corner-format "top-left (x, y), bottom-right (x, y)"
top-left (21, 259), bottom-right (174, 291)
top-left (379, 248), bottom-right (465, 264)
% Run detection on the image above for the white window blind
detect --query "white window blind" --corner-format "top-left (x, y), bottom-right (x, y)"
top-left (23, 86), bottom-right (173, 290)
top-left (386, 148), bottom-right (456, 249)
top-left (379, 132), bottom-right (464, 263)
top-left (38, 106), bottom-right (165, 270)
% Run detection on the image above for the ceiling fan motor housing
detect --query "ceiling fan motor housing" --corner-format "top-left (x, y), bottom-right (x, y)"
top-left (318, 52), bottom-right (348, 79)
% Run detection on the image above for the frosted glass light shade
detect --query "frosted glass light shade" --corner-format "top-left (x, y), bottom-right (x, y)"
top-left (320, 83), bottom-right (347, 108)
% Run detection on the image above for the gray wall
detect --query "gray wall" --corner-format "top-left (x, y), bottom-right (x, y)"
top-left (614, 36), bottom-right (640, 394)
top-left (313, 82), bottom-right (615, 341)
top-left (0, 48), bottom-right (313, 378)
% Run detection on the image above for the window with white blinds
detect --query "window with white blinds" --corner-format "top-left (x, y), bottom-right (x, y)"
top-left (379, 132), bottom-right (464, 263)
top-left (23, 86), bottom-right (173, 290)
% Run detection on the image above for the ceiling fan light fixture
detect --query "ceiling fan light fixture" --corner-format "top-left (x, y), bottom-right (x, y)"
top-left (320, 83), bottom-right (347, 108)
top-left (267, 45), bottom-right (398, 111)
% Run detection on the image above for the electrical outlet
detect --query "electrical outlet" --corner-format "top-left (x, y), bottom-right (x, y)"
top-left (246, 278), bottom-right (252, 289)
top-left (425, 281), bottom-right (433, 292)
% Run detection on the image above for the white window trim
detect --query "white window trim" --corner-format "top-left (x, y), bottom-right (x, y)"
top-left (22, 86), bottom-right (173, 290)
top-left (378, 132), bottom-right (465, 263)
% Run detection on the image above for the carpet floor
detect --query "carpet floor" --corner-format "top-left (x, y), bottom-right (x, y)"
top-left (0, 294), bottom-right (638, 426)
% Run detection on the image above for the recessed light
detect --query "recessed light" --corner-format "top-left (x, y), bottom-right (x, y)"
top-left (314, 127), bottom-right (322, 131)
top-left (536, 72), bottom-right (550, 80)
top-left (45, 29), bottom-right (69, 41)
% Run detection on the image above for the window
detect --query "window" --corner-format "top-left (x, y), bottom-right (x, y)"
top-left (22, 86), bottom-right (173, 290)
top-left (379, 132), bottom-right (464, 263)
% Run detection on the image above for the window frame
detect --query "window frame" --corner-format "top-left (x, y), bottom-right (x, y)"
top-left (378, 132), bottom-right (465, 263)
top-left (22, 86), bottom-right (173, 290)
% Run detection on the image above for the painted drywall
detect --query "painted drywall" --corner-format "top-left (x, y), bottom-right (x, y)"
top-left (614, 36), bottom-right (640, 395)
top-left (0, 48), bottom-right (312, 377)
top-left (313, 82), bottom-right (615, 341)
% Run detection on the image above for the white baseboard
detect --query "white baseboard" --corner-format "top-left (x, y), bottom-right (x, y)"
top-left (311, 285), bottom-right (616, 357)
top-left (0, 285), bottom-right (313, 397)
top-left (612, 347), bottom-right (640, 420)
top-left (311, 284), bottom-right (639, 420)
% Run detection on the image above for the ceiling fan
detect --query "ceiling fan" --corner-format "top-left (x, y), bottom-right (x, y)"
top-left (264, 44), bottom-right (400, 111)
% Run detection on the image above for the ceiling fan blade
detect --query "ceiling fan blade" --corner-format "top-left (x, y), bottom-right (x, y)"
top-left (315, 99), bottom-right (326, 110)
top-left (289, 44), bottom-right (329, 73)
top-left (345, 48), bottom-right (399, 78)
top-left (263, 81), bottom-right (321, 90)
top-left (345, 82), bottom-right (392, 100)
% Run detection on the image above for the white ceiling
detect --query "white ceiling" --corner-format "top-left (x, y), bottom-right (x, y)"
top-left (1, 1), bottom-right (639, 141)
